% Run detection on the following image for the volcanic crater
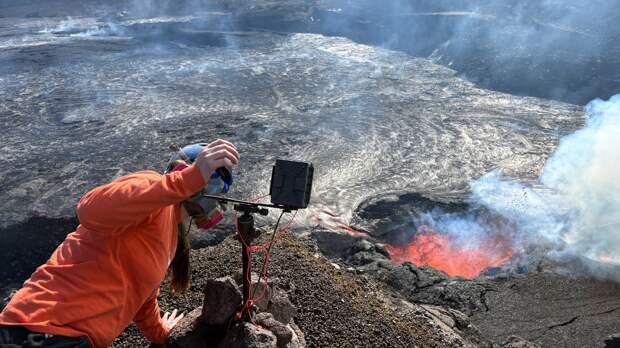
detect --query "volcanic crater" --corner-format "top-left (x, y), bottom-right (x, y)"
top-left (2, 0), bottom-right (620, 347)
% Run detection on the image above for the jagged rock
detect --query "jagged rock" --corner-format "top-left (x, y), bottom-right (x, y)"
top-left (374, 243), bottom-right (390, 258)
top-left (267, 287), bottom-right (296, 324)
top-left (396, 299), bottom-right (485, 347)
top-left (166, 308), bottom-right (207, 348)
top-left (255, 313), bottom-right (293, 348)
top-left (232, 271), bottom-right (296, 324)
top-left (234, 272), bottom-right (272, 312)
top-left (500, 335), bottom-right (540, 348)
top-left (354, 239), bottom-right (374, 252)
top-left (288, 321), bottom-right (306, 348)
top-left (219, 322), bottom-right (278, 348)
top-left (605, 333), bottom-right (620, 348)
top-left (203, 276), bottom-right (243, 325)
top-left (344, 239), bottom-right (391, 266)
top-left (347, 250), bottom-right (386, 266)
top-left (361, 258), bottom-right (487, 315)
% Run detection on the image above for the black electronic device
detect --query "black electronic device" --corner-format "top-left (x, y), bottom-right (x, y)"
top-left (269, 159), bottom-right (313, 210)
top-left (201, 159), bottom-right (313, 323)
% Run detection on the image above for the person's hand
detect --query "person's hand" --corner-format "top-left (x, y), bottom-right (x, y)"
top-left (194, 139), bottom-right (240, 184)
top-left (162, 309), bottom-right (184, 332)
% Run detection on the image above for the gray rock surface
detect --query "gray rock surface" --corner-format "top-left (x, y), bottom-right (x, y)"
top-left (166, 308), bottom-right (206, 348)
top-left (203, 276), bottom-right (242, 325)
top-left (317, 228), bottom-right (620, 347)
top-left (499, 335), bottom-right (540, 348)
top-left (219, 322), bottom-right (278, 348)
top-left (211, 0), bottom-right (316, 21)
top-left (265, 287), bottom-right (296, 324)
top-left (470, 273), bottom-right (620, 347)
top-left (377, 293), bottom-right (485, 348)
top-left (288, 322), bottom-right (305, 348)
top-left (255, 312), bottom-right (294, 348)
top-left (0, 28), bottom-right (580, 232)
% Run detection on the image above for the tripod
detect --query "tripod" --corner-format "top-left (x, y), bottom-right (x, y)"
top-left (235, 203), bottom-right (268, 321)
top-left (204, 195), bottom-right (292, 322)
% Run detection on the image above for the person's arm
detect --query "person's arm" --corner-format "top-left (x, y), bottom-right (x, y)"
top-left (77, 164), bottom-right (206, 233)
top-left (133, 289), bottom-right (168, 344)
top-left (78, 139), bottom-right (240, 233)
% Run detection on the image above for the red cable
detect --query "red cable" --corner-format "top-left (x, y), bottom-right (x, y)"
top-left (232, 195), bottom-right (298, 324)
top-left (233, 194), bottom-right (270, 322)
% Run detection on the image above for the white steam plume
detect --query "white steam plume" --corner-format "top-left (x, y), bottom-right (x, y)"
top-left (471, 94), bottom-right (620, 270)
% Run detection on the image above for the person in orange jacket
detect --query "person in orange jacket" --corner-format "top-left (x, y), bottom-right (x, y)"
top-left (0, 139), bottom-right (240, 348)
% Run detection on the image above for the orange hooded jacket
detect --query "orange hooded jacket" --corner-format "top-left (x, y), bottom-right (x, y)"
top-left (0, 164), bottom-right (206, 347)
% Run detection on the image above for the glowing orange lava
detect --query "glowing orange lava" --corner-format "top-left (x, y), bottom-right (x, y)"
top-left (385, 225), bottom-right (514, 278)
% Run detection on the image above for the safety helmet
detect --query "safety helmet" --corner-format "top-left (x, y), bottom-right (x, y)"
top-left (166, 143), bottom-right (233, 229)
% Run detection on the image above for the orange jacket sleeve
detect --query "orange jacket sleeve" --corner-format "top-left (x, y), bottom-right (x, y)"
top-left (133, 289), bottom-right (169, 344)
top-left (77, 164), bottom-right (206, 233)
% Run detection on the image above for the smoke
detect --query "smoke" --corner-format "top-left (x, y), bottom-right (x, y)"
top-left (470, 94), bottom-right (620, 275)
top-left (316, 0), bottom-right (620, 104)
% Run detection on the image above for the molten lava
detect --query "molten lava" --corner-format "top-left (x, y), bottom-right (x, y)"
top-left (385, 225), bottom-right (514, 278)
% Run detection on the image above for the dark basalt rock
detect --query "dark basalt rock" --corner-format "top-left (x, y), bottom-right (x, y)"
top-left (167, 270), bottom-right (304, 348)
top-left (166, 308), bottom-right (206, 348)
top-left (313, 224), bottom-right (620, 348)
top-left (202, 276), bottom-right (242, 326)
top-left (605, 333), bottom-right (620, 348)
top-left (219, 322), bottom-right (277, 348)
top-left (254, 313), bottom-right (294, 348)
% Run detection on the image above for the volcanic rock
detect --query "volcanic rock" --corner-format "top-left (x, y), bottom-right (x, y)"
top-left (202, 276), bottom-right (242, 326)
top-left (233, 271), bottom-right (297, 324)
top-left (219, 322), bottom-right (277, 348)
top-left (499, 336), bottom-right (540, 348)
top-left (166, 275), bottom-right (301, 348)
top-left (376, 292), bottom-right (485, 347)
top-left (254, 312), bottom-right (297, 348)
top-left (166, 308), bottom-right (206, 348)
top-left (288, 322), bottom-right (306, 347)
top-left (114, 233), bottom-right (481, 347)
top-left (323, 229), bottom-right (490, 315)
top-left (265, 287), bottom-right (296, 324)
top-left (605, 333), bottom-right (620, 348)
top-left (0, 27), bottom-right (581, 233)
top-left (314, 223), bottom-right (620, 348)
top-left (470, 272), bottom-right (620, 347)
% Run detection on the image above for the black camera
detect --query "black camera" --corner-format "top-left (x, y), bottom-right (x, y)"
top-left (269, 159), bottom-right (313, 210)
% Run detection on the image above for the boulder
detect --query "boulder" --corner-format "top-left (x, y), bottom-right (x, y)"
top-left (266, 287), bottom-right (296, 324)
top-left (203, 276), bottom-right (243, 325)
top-left (166, 308), bottom-right (207, 348)
top-left (255, 313), bottom-right (293, 348)
top-left (218, 322), bottom-right (278, 348)
top-left (288, 321), bottom-right (306, 348)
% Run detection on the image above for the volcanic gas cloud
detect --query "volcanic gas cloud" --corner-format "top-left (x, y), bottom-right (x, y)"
top-left (387, 94), bottom-right (620, 280)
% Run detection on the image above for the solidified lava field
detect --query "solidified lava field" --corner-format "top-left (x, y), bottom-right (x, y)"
top-left (1, 1), bottom-right (620, 347)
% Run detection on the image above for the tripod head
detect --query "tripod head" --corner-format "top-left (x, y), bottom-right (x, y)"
top-left (201, 159), bottom-right (313, 323)
top-left (203, 194), bottom-right (299, 322)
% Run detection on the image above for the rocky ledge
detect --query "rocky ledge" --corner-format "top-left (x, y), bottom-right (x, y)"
top-left (112, 233), bottom-right (491, 347)
top-left (313, 228), bottom-right (620, 347)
